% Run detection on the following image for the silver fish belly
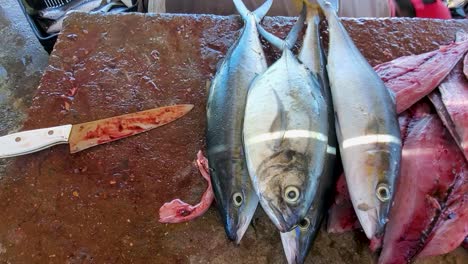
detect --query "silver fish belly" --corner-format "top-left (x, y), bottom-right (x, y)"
top-left (243, 48), bottom-right (328, 232)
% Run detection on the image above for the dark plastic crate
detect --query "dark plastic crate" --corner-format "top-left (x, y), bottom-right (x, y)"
top-left (16, 0), bottom-right (137, 53)
top-left (16, 0), bottom-right (62, 53)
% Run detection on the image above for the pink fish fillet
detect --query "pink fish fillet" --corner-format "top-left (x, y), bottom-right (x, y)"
top-left (378, 103), bottom-right (467, 264)
top-left (327, 173), bottom-right (360, 233)
top-left (159, 151), bottom-right (214, 223)
top-left (418, 171), bottom-right (467, 258)
top-left (429, 61), bottom-right (468, 162)
top-left (374, 40), bottom-right (468, 114)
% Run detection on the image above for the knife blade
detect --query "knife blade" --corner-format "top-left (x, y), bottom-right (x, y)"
top-left (0, 104), bottom-right (194, 158)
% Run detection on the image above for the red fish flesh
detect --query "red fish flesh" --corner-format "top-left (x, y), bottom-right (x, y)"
top-left (418, 171), bottom-right (467, 258)
top-left (374, 40), bottom-right (468, 114)
top-left (378, 103), bottom-right (467, 264)
top-left (327, 173), bottom-right (360, 233)
top-left (429, 60), bottom-right (468, 161)
top-left (159, 151), bottom-right (214, 223)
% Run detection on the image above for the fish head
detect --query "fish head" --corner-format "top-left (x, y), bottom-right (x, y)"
top-left (280, 213), bottom-right (320, 264)
top-left (222, 186), bottom-right (259, 244)
top-left (347, 145), bottom-right (400, 239)
top-left (257, 149), bottom-right (311, 232)
top-left (210, 157), bottom-right (259, 244)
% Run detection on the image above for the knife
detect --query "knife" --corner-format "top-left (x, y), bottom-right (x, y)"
top-left (0, 104), bottom-right (194, 158)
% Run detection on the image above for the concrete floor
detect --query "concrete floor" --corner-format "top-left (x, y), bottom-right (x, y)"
top-left (0, 0), bottom-right (49, 176)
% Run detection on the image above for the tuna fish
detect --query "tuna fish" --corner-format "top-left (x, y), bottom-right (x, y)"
top-left (279, 2), bottom-right (338, 263)
top-left (206, 0), bottom-right (272, 243)
top-left (315, 0), bottom-right (402, 239)
top-left (243, 7), bottom-right (329, 233)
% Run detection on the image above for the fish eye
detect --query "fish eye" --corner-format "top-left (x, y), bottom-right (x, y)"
top-left (376, 183), bottom-right (391, 202)
top-left (284, 186), bottom-right (300, 203)
top-left (298, 218), bottom-right (310, 230)
top-left (232, 192), bottom-right (243, 207)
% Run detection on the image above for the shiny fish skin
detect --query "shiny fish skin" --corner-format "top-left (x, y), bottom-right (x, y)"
top-left (280, 4), bottom-right (337, 263)
top-left (315, 0), bottom-right (401, 239)
top-left (205, 0), bottom-right (272, 243)
top-left (243, 8), bottom-right (328, 233)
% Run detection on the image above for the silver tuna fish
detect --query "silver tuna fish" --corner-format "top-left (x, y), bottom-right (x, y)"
top-left (206, 0), bottom-right (272, 243)
top-left (280, 2), bottom-right (338, 263)
top-left (243, 7), bottom-right (329, 233)
top-left (315, 0), bottom-right (401, 239)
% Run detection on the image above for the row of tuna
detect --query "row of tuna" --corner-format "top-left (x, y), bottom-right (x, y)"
top-left (206, 0), bottom-right (402, 263)
top-left (159, 0), bottom-right (467, 263)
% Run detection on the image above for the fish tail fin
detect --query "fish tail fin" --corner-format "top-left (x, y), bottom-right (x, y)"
top-left (285, 4), bottom-right (306, 48)
top-left (252, 0), bottom-right (273, 21)
top-left (257, 3), bottom-right (305, 51)
top-left (233, 0), bottom-right (273, 22)
top-left (314, 0), bottom-right (339, 19)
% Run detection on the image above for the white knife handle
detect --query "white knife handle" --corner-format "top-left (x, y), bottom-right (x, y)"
top-left (0, 125), bottom-right (73, 158)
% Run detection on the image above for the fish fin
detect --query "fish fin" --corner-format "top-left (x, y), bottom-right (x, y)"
top-left (257, 25), bottom-right (285, 51)
top-left (233, 0), bottom-right (272, 22)
top-left (257, 3), bottom-right (305, 51)
top-left (284, 4), bottom-right (306, 49)
top-left (315, 0), bottom-right (338, 19)
top-left (233, 0), bottom-right (250, 21)
top-left (270, 90), bottom-right (288, 150)
top-left (252, 0), bottom-right (273, 22)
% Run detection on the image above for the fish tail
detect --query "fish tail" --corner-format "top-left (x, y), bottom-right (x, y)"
top-left (314, 0), bottom-right (338, 18)
top-left (233, 0), bottom-right (273, 22)
top-left (253, 0), bottom-right (273, 21)
top-left (257, 3), bottom-right (306, 51)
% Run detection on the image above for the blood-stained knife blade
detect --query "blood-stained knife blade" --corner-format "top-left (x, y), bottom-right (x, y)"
top-left (0, 104), bottom-right (194, 158)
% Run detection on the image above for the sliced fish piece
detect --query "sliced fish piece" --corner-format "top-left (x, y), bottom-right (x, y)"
top-left (206, 0), bottom-right (272, 243)
top-left (418, 172), bottom-right (467, 258)
top-left (374, 40), bottom-right (468, 114)
top-left (315, 0), bottom-right (401, 239)
top-left (428, 60), bottom-right (468, 161)
top-left (378, 102), bottom-right (467, 264)
top-left (243, 7), bottom-right (329, 233)
top-left (280, 3), bottom-right (337, 263)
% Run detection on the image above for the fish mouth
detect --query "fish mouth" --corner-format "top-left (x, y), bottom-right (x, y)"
top-left (355, 204), bottom-right (380, 239)
top-left (223, 194), bottom-right (259, 244)
top-left (280, 231), bottom-right (300, 264)
top-left (235, 215), bottom-right (250, 244)
top-left (268, 202), bottom-right (298, 232)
